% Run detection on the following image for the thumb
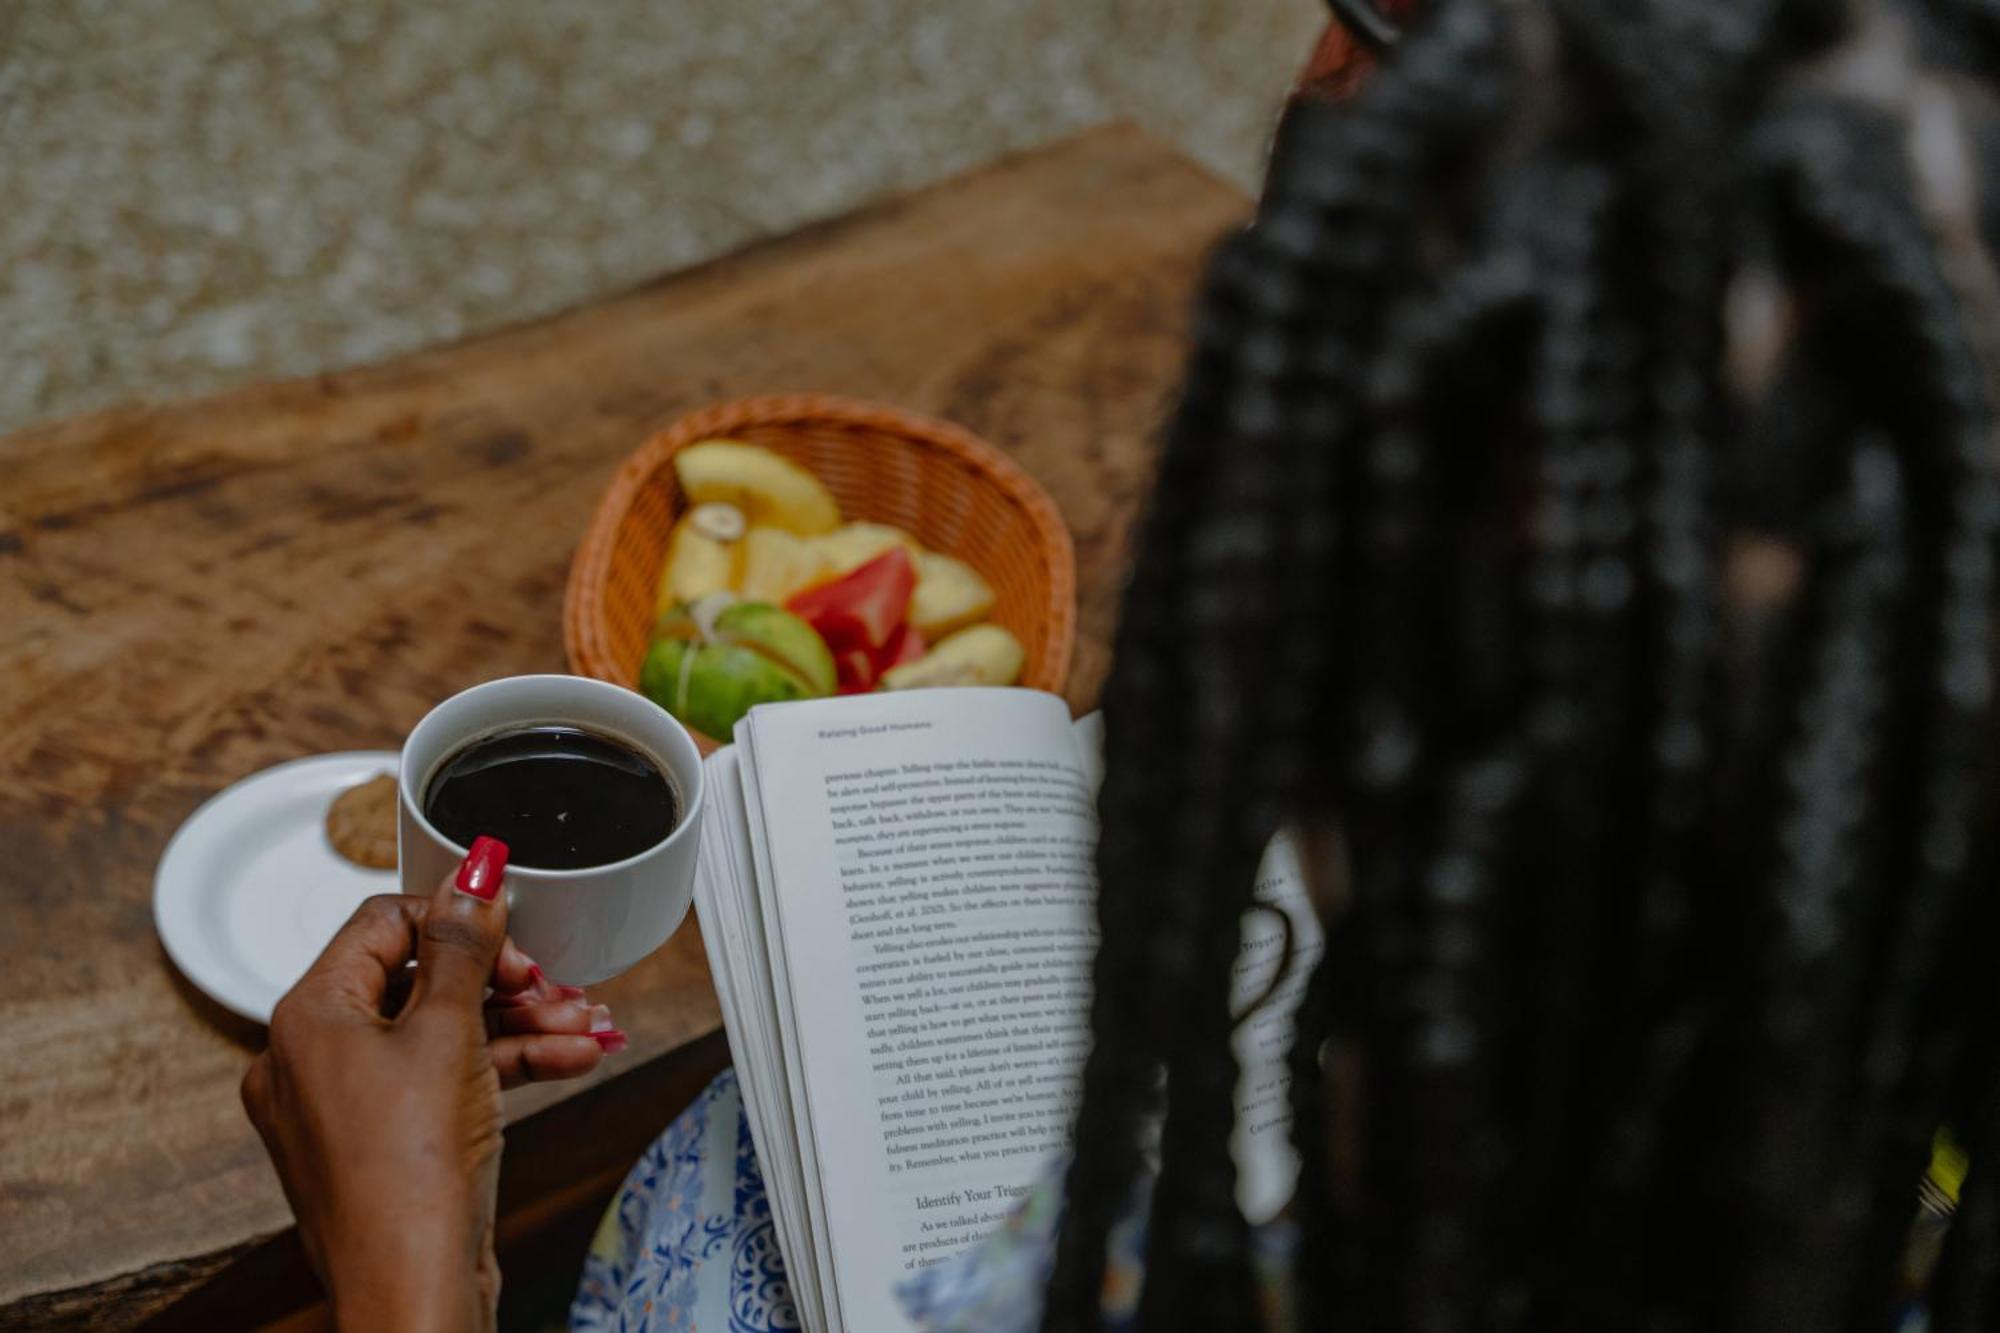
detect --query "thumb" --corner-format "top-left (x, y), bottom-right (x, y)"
top-left (410, 835), bottom-right (511, 1015)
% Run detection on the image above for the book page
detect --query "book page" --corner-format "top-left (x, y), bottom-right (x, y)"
top-left (1229, 832), bottom-right (1324, 1224)
top-left (692, 746), bottom-right (827, 1330)
top-left (1067, 713), bottom-right (1321, 1223)
top-left (1069, 710), bottom-right (1105, 791)
top-left (747, 689), bottom-right (1097, 1331)
top-left (738, 727), bottom-right (844, 1323)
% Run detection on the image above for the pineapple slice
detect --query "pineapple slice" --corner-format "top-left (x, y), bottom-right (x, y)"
top-left (909, 552), bottom-right (996, 639)
top-left (674, 440), bottom-right (841, 535)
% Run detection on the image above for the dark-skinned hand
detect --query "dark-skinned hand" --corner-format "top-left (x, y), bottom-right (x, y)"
top-left (241, 838), bottom-right (627, 1332)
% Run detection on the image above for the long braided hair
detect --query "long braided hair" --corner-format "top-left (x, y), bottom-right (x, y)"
top-left (1047, 0), bottom-right (2000, 1327)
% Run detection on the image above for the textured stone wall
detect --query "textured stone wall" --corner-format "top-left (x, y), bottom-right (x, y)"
top-left (0, 0), bottom-right (1317, 432)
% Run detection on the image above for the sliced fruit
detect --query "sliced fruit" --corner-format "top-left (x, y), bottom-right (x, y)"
top-left (644, 597), bottom-right (836, 737)
top-left (654, 590), bottom-right (736, 647)
top-left (881, 623), bottom-right (927, 669)
top-left (909, 551), bottom-right (996, 639)
top-left (786, 548), bottom-right (916, 655)
top-left (642, 638), bottom-right (815, 739)
top-left (656, 596), bottom-right (836, 697)
top-left (687, 501), bottom-right (747, 542)
top-left (715, 600), bottom-right (837, 696)
top-left (880, 624), bottom-right (1025, 690)
top-left (811, 522), bottom-right (923, 578)
top-left (657, 512), bottom-right (742, 610)
top-left (739, 525), bottom-right (831, 604)
top-left (834, 646), bottom-right (879, 695)
top-left (674, 440), bottom-right (840, 535)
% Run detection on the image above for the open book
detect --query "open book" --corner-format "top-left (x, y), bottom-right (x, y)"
top-left (693, 687), bottom-right (1324, 1331)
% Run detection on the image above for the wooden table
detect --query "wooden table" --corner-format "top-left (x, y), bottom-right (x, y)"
top-left (0, 125), bottom-right (1245, 1330)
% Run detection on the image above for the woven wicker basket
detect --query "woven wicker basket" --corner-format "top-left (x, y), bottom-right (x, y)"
top-left (565, 394), bottom-right (1077, 749)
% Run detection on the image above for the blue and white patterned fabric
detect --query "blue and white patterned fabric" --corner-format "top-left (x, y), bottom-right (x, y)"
top-left (570, 1070), bottom-right (1298, 1333)
top-left (571, 1070), bottom-right (799, 1333)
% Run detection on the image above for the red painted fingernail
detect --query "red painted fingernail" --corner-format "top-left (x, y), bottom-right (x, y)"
top-left (590, 1029), bottom-right (628, 1054)
top-left (455, 836), bottom-right (508, 901)
top-left (556, 984), bottom-right (588, 1001)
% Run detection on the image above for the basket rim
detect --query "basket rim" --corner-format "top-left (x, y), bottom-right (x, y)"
top-left (563, 393), bottom-right (1078, 737)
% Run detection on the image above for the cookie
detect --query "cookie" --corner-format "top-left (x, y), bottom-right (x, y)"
top-left (326, 773), bottom-right (399, 870)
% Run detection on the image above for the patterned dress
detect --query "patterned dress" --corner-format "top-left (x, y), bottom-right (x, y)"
top-left (567, 1069), bottom-right (1297, 1333)
top-left (571, 1072), bottom-right (799, 1333)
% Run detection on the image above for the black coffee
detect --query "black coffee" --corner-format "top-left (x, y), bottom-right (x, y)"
top-left (423, 725), bottom-right (678, 870)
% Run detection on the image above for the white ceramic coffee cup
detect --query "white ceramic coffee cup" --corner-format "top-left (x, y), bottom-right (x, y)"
top-left (398, 674), bottom-right (705, 985)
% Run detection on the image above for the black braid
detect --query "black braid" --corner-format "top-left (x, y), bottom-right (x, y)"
top-left (1047, 0), bottom-right (2000, 1328)
top-left (1047, 6), bottom-right (1512, 1326)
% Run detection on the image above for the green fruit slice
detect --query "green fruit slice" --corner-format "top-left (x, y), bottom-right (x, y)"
top-left (713, 601), bottom-right (836, 695)
top-left (642, 635), bottom-right (824, 739)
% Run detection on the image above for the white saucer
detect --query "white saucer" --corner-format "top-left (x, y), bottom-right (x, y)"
top-left (154, 751), bottom-right (401, 1024)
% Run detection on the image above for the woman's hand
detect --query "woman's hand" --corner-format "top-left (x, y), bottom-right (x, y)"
top-left (241, 838), bottom-right (621, 1332)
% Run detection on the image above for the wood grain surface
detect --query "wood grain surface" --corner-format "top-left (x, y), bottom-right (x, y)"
top-left (0, 124), bottom-right (1245, 1327)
